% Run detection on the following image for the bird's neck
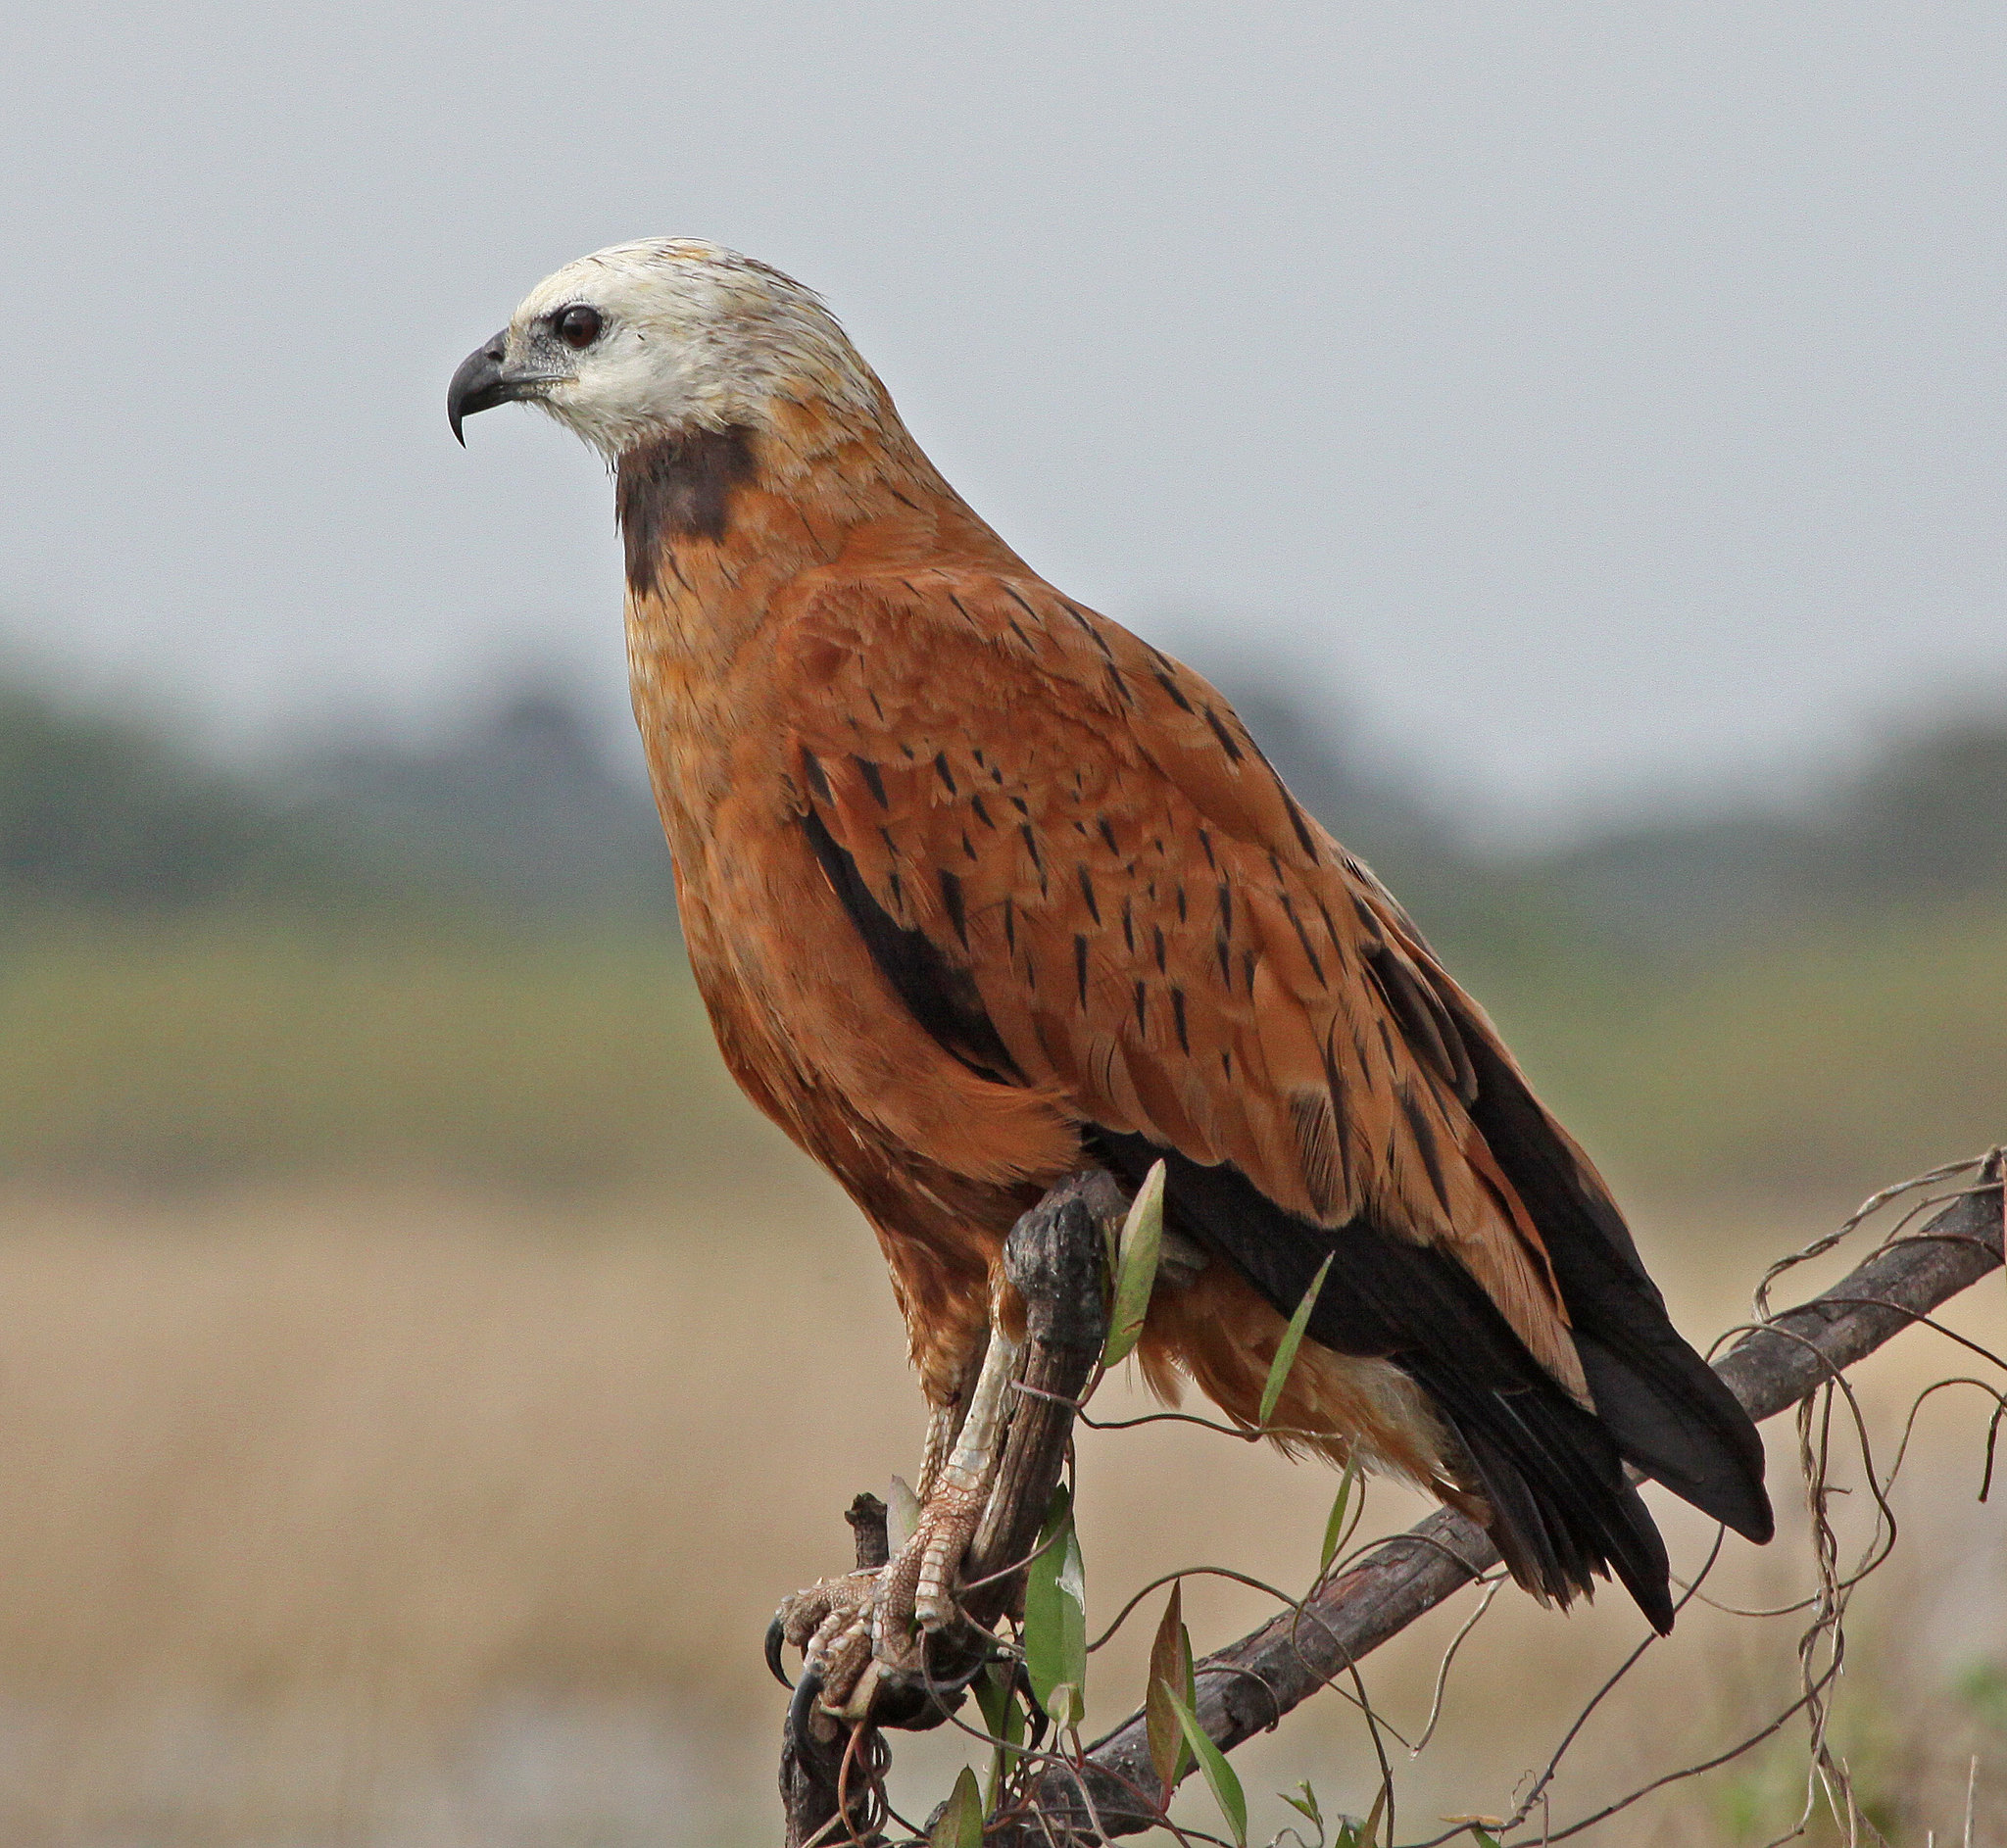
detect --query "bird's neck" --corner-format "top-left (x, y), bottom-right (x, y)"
top-left (615, 391), bottom-right (1017, 674)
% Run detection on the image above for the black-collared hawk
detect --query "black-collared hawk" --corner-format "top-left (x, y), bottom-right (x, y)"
top-left (449, 239), bottom-right (1771, 1704)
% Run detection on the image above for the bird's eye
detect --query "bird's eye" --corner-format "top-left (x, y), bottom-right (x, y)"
top-left (555, 305), bottom-right (603, 349)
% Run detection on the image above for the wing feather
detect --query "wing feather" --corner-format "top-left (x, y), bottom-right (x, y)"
top-left (775, 572), bottom-right (1591, 1401)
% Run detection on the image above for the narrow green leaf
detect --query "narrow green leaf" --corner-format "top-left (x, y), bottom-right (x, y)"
top-left (1357, 1782), bottom-right (1387, 1847)
top-left (1166, 1688), bottom-right (1247, 1847)
top-left (930, 1765), bottom-right (984, 1848)
top-left (1470, 1830), bottom-right (1503, 1848)
top-left (1102, 1160), bottom-right (1166, 1366)
top-left (973, 1660), bottom-right (1011, 1742)
top-left (1258, 1251), bottom-right (1333, 1427)
top-left (973, 1662), bottom-right (1024, 1813)
top-left (1023, 1485), bottom-right (1087, 1716)
top-left (1319, 1456), bottom-right (1360, 1572)
top-left (1280, 1780), bottom-right (1322, 1826)
top-left (1145, 1583), bottom-right (1186, 1792)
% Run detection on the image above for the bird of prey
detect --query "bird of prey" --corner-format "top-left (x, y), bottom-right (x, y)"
top-left (449, 240), bottom-right (1772, 1711)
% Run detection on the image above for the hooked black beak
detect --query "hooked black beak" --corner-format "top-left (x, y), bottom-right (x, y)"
top-left (448, 329), bottom-right (529, 445)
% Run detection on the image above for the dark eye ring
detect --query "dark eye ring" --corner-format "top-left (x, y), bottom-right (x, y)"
top-left (555, 305), bottom-right (603, 349)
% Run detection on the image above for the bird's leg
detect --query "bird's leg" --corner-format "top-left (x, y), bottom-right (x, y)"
top-left (911, 1327), bottom-right (985, 1503)
top-left (774, 1287), bottom-right (1025, 1720)
top-left (882, 1296), bottom-right (1023, 1645)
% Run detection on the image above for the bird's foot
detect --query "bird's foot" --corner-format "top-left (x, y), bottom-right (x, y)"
top-left (774, 1314), bottom-right (1025, 1720)
top-left (773, 1480), bottom-right (992, 1720)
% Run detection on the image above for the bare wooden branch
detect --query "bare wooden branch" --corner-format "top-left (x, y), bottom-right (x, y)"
top-left (963, 1170), bottom-right (1124, 1628)
top-left (1007, 1154), bottom-right (2005, 1843)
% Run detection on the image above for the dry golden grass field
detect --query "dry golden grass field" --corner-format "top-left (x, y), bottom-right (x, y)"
top-left (2, 1164), bottom-right (2004, 1846)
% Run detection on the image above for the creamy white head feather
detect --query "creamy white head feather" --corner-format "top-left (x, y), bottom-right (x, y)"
top-left (496, 240), bottom-right (881, 458)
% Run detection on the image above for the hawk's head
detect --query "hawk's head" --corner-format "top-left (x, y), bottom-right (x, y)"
top-left (448, 240), bottom-right (879, 458)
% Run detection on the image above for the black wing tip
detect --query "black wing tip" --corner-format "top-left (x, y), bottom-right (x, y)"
top-left (1575, 1334), bottom-right (1776, 1546)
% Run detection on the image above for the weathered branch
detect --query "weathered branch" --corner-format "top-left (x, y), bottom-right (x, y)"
top-left (1009, 1153), bottom-right (2006, 1843)
top-left (963, 1170), bottom-right (1125, 1630)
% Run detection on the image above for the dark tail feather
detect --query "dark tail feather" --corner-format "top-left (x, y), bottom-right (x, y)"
top-left (1447, 1015), bottom-right (1775, 1545)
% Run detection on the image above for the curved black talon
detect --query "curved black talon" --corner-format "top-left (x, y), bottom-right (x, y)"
top-left (787, 1664), bottom-right (825, 1745)
top-left (765, 1613), bottom-right (795, 1689)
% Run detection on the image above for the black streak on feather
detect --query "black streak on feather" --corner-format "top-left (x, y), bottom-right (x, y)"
top-left (1202, 707), bottom-right (1245, 762)
top-left (856, 757), bottom-right (889, 809)
top-left (1366, 942), bottom-right (1475, 1101)
top-left (799, 808), bottom-right (1021, 1084)
top-left (1397, 1085), bottom-right (1454, 1214)
top-left (1279, 894), bottom-right (1328, 987)
top-left (939, 869), bottom-right (968, 947)
top-left (1002, 584), bottom-right (1044, 627)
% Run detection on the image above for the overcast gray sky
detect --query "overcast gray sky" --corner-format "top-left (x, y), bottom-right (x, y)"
top-left (1, 2), bottom-right (2000, 839)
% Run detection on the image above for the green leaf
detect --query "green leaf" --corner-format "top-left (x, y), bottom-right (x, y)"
top-left (1023, 1485), bottom-right (1087, 1717)
top-left (1165, 1687), bottom-right (1247, 1847)
top-left (1258, 1251), bottom-right (1333, 1428)
top-left (1470, 1830), bottom-right (1503, 1847)
top-left (973, 1660), bottom-right (1011, 1741)
top-left (973, 1662), bottom-right (1024, 1813)
top-left (1357, 1783), bottom-right (1387, 1847)
top-left (1102, 1160), bottom-right (1166, 1366)
top-left (1280, 1780), bottom-right (1323, 1826)
top-left (930, 1764), bottom-right (984, 1848)
top-left (1319, 1456), bottom-right (1360, 1572)
top-left (1145, 1582), bottom-right (1191, 1793)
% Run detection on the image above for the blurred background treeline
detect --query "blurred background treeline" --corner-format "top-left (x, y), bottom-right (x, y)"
top-left (7, 653), bottom-right (1999, 1209)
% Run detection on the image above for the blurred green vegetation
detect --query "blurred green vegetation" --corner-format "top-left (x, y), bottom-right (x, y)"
top-left (1471, 901), bottom-right (2007, 1206)
top-left (0, 665), bottom-right (2000, 1199)
top-left (0, 913), bottom-right (740, 1189)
